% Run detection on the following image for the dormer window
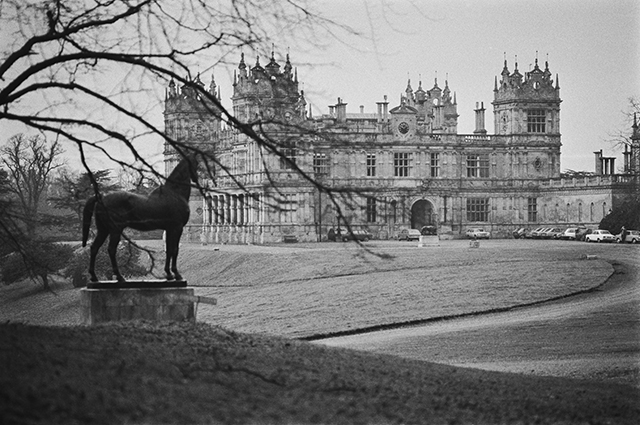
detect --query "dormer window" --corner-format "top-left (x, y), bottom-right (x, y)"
top-left (527, 109), bottom-right (546, 133)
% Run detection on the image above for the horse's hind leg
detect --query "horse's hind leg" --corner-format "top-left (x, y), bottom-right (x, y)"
top-left (89, 229), bottom-right (108, 282)
top-left (107, 231), bottom-right (125, 283)
top-left (172, 228), bottom-right (184, 281)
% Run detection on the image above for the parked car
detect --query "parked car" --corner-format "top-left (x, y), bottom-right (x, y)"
top-left (420, 225), bottom-right (437, 235)
top-left (559, 228), bottom-right (577, 240)
top-left (575, 227), bottom-right (592, 241)
top-left (398, 229), bottom-right (421, 241)
top-left (465, 228), bottom-right (490, 239)
top-left (525, 227), bottom-right (542, 239)
top-left (616, 229), bottom-right (640, 244)
top-left (540, 227), bottom-right (563, 239)
top-left (530, 227), bottom-right (551, 239)
top-left (341, 229), bottom-right (373, 242)
top-left (585, 229), bottom-right (616, 243)
top-left (512, 228), bottom-right (527, 239)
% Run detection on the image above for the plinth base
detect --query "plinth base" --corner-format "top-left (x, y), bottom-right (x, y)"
top-left (81, 283), bottom-right (195, 325)
top-left (87, 279), bottom-right (187, 289)
top-left (418, 235), bottom-right (440, 247)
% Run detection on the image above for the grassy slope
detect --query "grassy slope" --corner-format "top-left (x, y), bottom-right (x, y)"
top-left (1, 321), bottom-right (638, 425)
top-left (181, 241), bottom-right (612, 338)
top-left (1, 240), bottom-right (637, 424)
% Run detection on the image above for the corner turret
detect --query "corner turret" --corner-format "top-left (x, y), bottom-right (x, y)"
top-left (493, 55), bottom-right (561, 137)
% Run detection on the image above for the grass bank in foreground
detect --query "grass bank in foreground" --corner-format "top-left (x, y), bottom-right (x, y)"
top-left (1, 321), bottom-right (638, 425)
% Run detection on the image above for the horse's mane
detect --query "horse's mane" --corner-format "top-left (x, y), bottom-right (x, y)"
top-left (165, 154), bottom-right (196, 189)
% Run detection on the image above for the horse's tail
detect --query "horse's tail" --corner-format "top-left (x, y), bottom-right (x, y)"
top-left (82, 196), bottom-right (98, 247)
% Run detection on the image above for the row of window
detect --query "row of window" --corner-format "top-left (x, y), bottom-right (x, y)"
top-left (207, 194), bottom-right (605, 225)
top-left (313, 152), bottom-right (493, 178)
top-left (526, 199), bottom-right (608, 223)
top-left (363, 198), bottom-right (605, 224)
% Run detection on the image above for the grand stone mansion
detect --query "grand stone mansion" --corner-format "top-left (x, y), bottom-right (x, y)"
top-left (163, 52), bottom-right (639, 243)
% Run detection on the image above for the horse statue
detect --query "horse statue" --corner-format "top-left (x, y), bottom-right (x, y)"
top-left (82, 154), bottom-right (198, 283)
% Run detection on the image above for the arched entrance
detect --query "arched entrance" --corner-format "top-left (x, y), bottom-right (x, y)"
top-left (411, 199), bottom-right (436, 229)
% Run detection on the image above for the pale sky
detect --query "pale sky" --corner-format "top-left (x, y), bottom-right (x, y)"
top-left (2, 0), bottom-right (638, 174)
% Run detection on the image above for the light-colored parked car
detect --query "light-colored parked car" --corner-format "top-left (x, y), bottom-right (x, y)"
top-left (398, 229), bottom-right (421, 241)
top-left (465, 228), bottom-right (490, 239)
top-left (559, 228), bottom-right (577, 240)
top-left (530, 227), bottom-right (550, 239)
top-left (585, 229), bottom-right (616, 243)
top-left (540, 228), bottom-right (563, 239)
top-left (616, 230), bottom-right (640, 244)
top-left (341, 229), bottom-right (373, 242)
top-left (525, 227), bottom-right (544, 239)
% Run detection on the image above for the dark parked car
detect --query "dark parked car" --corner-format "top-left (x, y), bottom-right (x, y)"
top-left (575, 227), bottom-right (592, 241)
top-left (327, 228), bottom-right (342, 242)
top-left (421, 225), bottom-right (437, 235)
top-left (512, 228), bottom-right (527, 239)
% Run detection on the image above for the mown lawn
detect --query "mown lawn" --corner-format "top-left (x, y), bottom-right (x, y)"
top-left (180, 240), bottom-right (612, 338)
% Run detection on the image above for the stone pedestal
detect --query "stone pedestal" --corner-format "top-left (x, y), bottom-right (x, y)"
top-left (418, 235), bottom-right (440, 247)
top-left (81, 285), bottom-right (195, 325)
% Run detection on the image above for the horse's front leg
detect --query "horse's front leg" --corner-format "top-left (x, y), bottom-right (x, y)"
top-left (164, 230), bottom-right (176, 280)
top-left (108, 231), bottom-right (125, 283)
top-left (164, 228), bottom-right (183, 281)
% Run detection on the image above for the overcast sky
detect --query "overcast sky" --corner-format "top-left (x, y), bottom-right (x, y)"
top-left (2, 0), bottom-right (638, 174)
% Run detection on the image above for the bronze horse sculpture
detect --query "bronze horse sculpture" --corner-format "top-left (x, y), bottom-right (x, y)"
top-left (82, 155), bottom-right (198, 283)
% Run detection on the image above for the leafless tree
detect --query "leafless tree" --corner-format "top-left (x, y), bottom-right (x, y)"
top-left (0, 0), bottom-right (351, 171)
top-left (605, 97), bottom-right (640, 168)
top-left (0, 133), bottom-right (64, 237)
top-left (0, 0), bottom-right (362, 232)
top-left (0, 0), bottom-right (375, 283)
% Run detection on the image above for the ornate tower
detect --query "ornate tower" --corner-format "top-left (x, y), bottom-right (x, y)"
top-left (163, 72), bottom-right (222, 174)
top-left (493, 56), bottom-right (562, 178)
top-left (406, 77), bottom-right (458, 134)
top-left (493, 57), bottom-right (561, 136)
top-left (231, 51), bottom-right (307, 125)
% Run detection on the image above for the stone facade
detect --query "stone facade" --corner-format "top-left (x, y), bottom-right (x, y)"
top-left (163, 52), bottom-right (639, 242)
